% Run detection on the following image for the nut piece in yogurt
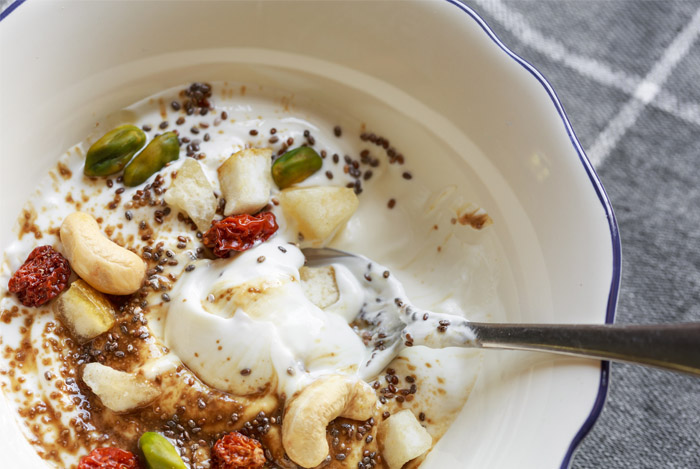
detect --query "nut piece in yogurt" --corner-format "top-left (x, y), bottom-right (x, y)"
top-left (163, 158), bottom-right (216, 232)
top-left (60, 211), bottom-right (146, 295)
top-left (271, 146), bottom-right (323, 189)
top-left (82, 362), bottom-right (161, 413)
top-left (282, 374), bottom-right (377, 468)
top-left (52, 279), bottom-right (116, 343)
top-left (123, 131), bottom-right (180, 187)
top-left (84, 124), bottom-right (147, 177)
top-left (279, 186), bottom-right (359, 247)
top-left (299, 265), bottom-right (339, 309)
top-left (377, 409), bottom-right (433, 469)
top-left (218, 148), bottom-right (273, 216)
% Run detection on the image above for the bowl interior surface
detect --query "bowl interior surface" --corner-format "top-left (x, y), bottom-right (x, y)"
top-left (0, 1), bottom-right (617, 467)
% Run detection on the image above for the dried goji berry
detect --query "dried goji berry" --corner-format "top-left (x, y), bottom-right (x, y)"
top-left (8, 245), bottom-right (71, 307)
top-left (78, 447), bottom-right (139, 469)
top-left (203, 212), bottom-right (278, 258)
top-left (211, 432), bottom-right (266, 469)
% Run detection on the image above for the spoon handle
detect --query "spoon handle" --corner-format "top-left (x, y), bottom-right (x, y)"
top-left (468, 322), bottom-right (700, 375)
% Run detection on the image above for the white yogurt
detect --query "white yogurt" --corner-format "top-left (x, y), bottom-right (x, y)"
top-left (0, 81), bottom-right (504, 466)
top-left (164, 241), bottom-right (370, 398)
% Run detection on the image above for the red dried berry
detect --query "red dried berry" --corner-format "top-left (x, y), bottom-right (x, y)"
top-left (212, 432), bottom-right (266, 469)
top-left (78, 447), bottom-right (138, 469)
top-left (8, 245), bottom-right (71, 307)
top-left (203, 212), bottom-right (279, 258)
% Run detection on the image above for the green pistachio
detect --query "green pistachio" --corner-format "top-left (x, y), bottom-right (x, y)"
top-left (123, 132), bottom-right (180, 187)
top-left (138, 432), bottom-right (187, 469)
top-left (271, 146), bottom-right (323, 189)
top-left (84, 125), bottom-right (147, 177)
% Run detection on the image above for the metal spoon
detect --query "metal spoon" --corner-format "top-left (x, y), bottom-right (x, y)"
top-left (303, 247), bottom-right (700, 377)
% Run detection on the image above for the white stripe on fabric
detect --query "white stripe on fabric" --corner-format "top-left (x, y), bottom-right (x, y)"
top-left (472, 0), bottom-right (700, 128)
top-left (587, 6), bottom-right (700, 166)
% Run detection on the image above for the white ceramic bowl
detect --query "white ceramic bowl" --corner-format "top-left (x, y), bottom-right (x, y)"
top-left (0, 1), bottom-right (619, 468)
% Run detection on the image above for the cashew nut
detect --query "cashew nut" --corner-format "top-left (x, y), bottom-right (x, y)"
top-left (60, 212), bottom-right (145, 295)
top-left (282, 375), bottom-right (377, 468)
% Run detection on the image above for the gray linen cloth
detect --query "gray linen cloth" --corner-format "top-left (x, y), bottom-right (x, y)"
top-left (469, 1), bottom-right (700, 468)
top-left (1, 0), bottom-right (699, 468)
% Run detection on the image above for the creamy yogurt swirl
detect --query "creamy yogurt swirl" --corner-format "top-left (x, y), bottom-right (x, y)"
top-left (164, 239), bottom-right (370, 398)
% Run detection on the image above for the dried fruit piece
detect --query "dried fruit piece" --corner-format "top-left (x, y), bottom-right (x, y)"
top-left (84, 125), bottom-right (147, 177)
top-left (163, 158), bottom-right (216, 232)
top-left (52, 279), bottom-right (116, 343)
top-left (218, 148), bottom-right (273, 216)
top-left (82, 362), bottom-right (161, 413)
top-left (8, 245), bottom-right (71, 307)
top-left (139, 432), bottom-right (187, 469)
top-left (272, 147), bottom-right (323, 189)
top-left (78, 447), bottom-right (138, 469)
top-left (123, 131), bottom-right (180, 187)
top-left (203, 212), bottom-right (278, 257)
top-left (211, 432), bottom-right (266, 469)
top-left (377, 409), bottom-right (432, 469)
top-left (299, 265), bottom-right (339, 309)
top-left (279, 186), bottom-right (358, 247)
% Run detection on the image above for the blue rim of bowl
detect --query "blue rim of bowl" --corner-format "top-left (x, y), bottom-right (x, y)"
top-left (0, 0), bottom-right (24, 22)
top-left (1, 0), bottom-right (620, 467)
top-left (444, 1), bottom-right (621, 468)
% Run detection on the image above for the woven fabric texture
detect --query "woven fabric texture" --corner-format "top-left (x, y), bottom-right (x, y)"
top-left (470, 1), bottom-right (700, 467)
